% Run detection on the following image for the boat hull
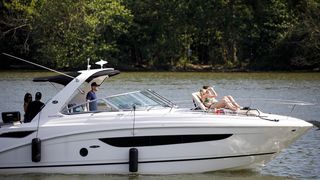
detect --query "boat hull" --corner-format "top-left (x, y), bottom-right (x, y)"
top-left (0, 153), bottom-right (276, 174)
top-left (0, 116), bottom-right (312, 174)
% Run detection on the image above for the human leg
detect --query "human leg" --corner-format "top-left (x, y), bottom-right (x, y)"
top-left (210, 100), bottom-right (226, 109)
top-left (221, 97), bottom-right (238, 111)
top-left (226, 95), bottom-right (241, 108)
top-left (210, 99), bottom-right (237, 111)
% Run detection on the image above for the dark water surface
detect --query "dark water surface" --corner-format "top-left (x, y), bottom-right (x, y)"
top-left (0, 71), bottom-right (319, 179)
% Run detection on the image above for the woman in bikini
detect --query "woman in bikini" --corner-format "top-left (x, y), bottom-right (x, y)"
top-left (200, 86), bottom-right (241, 111)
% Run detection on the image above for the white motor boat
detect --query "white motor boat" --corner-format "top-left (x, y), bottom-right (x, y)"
top-left (0, 66), bottom-right (313, 175)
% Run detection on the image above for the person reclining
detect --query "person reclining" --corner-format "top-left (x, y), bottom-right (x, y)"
top-left (200, 86), bottom-right (241, 112)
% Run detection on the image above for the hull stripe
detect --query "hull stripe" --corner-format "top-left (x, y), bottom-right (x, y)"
top-left (100, 134), bottom-right (233, 147)
top-left (0, 152), bottom-right (276, 169)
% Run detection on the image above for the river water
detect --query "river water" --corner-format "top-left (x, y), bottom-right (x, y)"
top-left (0, 71), bottom-right (319, 180)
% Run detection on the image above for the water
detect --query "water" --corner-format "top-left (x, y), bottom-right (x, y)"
top-left (0, 71), bottom-right (319, 179)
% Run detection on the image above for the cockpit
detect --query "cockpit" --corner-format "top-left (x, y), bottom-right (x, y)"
top-left (30, 68), bottom-right (176, 117)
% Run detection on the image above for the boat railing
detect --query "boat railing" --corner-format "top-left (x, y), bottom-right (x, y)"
top-left (144, 89), bottom-right (176, 108)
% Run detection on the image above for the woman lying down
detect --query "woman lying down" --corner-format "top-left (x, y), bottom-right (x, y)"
top-left (199, 86), bottom-right (241, 112)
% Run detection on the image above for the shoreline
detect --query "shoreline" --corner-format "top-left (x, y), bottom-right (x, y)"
top-left (1, 68), bottom-right (319, 73)
top-left (0, 64), bottom-right (320, 73)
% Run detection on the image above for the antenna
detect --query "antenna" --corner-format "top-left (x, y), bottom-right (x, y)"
top-left (95, 59), bottom-right (108, 69)
top-left (87, 58), bottom-right (91, 70)
top-left (2, 53), bottom-right (74, 79)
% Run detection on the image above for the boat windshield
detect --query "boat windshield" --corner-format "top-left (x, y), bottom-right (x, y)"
top-left (62, 89), bottom-right (174, 114)
top-left (106, 89), bottom-right (174, 110)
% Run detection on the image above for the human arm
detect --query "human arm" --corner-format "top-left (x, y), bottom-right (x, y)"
top-left (23, 103), bottom-right (28, 112)
top-left (207, 87), bottom-right (218, 97)
top-left (86, 92), bottom-right (91, 111)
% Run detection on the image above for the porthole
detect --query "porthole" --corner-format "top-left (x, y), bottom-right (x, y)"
top-left (80, 148), bottom-right (88, 157)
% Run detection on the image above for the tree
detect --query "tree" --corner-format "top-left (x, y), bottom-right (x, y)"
top-left (248, 0), bottom-right (297, 70)
top-left (1, 0), bottom-right (318, 71)
top-left (33, 0), bottom-right (133, 69)
top-left (0, 0), bottom-right (42, 68)
top-left (122, 0), bottom-right (187, 70)
top-left (276, 0), bottom-right (320, 69)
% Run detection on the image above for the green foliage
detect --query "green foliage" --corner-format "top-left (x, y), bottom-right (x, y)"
top-left (274, 0), bottom-right (320, 69)
top-left (121, 0), bottom-right (304, 70)
top-left (1, 0), bottom-right (319, 70)
top-left (0, 0), bottom-right (41, 54)
top-left (250, 0), bottom-right (297, 64)
top-left (33, 0), bottom-right (132, 69)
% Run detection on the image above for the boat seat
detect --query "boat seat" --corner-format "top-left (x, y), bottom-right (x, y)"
top-left (192, 92), bottom-right (207, 111)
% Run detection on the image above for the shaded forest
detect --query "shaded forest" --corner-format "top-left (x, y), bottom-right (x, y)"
top-left (1, 0), bottom-right (319, 71)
